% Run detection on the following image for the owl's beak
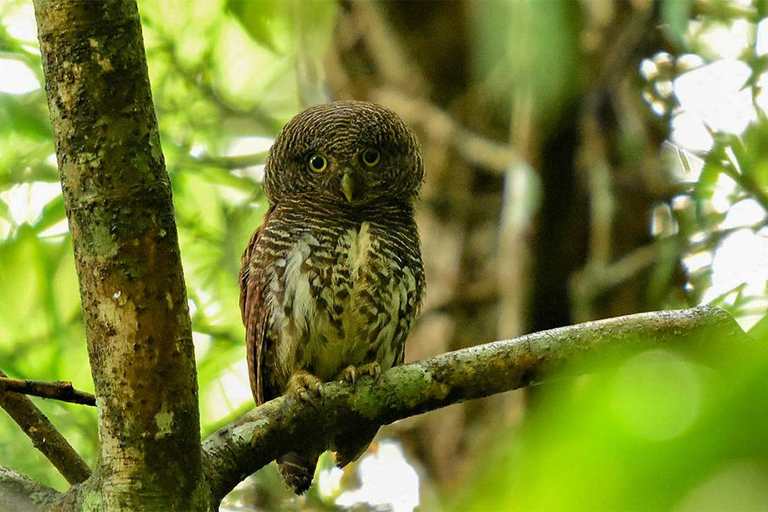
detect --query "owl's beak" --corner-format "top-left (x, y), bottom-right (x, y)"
top-left (340, 168), bottom-right (359, 203)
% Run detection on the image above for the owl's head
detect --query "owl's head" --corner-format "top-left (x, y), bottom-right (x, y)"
top-left (263, 101), bottom-right (423, 207)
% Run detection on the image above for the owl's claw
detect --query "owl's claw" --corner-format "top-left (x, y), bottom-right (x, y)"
top-left (337, 362), bottom-right (381, 386)
top-left (287, 370), bottom-right (324, 406)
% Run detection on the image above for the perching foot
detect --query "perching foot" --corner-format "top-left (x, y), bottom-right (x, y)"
top-left (337, 362), bottom-right (382, 386)
top-left (287, 370), bottom-right (324, 405)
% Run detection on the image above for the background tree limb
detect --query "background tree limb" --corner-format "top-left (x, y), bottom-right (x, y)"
top-left (0, 369), bottom-right (90, 485)
top-left (0, 377), bottom-right (95, 406)
top-left (202, 305), bottom-right (747, 501)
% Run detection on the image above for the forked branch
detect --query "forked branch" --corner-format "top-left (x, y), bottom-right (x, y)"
top-left (0, 369), bottom-right (91, 486)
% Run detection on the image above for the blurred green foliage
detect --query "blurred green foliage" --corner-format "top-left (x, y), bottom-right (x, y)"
top-left (454, 1), bottom-right (768, 510)
top-left (455, 329), bottom-right (768, 511)
top-left (470, 0), bottom-right (582, 132)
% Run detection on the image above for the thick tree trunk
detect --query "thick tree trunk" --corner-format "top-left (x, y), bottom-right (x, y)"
top-left (33, 0), bottom-right (212, 509)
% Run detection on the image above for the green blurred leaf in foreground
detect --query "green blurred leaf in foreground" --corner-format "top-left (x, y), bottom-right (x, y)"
top-left (455, 323), bottom-right (768, 511)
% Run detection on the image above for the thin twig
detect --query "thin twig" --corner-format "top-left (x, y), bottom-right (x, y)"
top-left (0, 377), bottom-right (95, 406)
top-left (0, 370), bottom-right (91, 485)
top-left (571, 240), bottom-right (671, 322)
top-left (347, 0), bottom-right (429, 96)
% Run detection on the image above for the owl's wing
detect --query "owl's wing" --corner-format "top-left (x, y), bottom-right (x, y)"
top-left (239, 220), bottom-right (269, 405)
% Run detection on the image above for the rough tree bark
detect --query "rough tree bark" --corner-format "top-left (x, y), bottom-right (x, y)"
top-left (33, 0), bottom-right (212, 510)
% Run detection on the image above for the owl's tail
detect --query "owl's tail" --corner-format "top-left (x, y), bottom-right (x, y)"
top-left (277, 425), bottom-right (380, 494)
top-left (277, 451), bottom-right (320, 495)
top-left (333, 423), bottom-right (379, 468)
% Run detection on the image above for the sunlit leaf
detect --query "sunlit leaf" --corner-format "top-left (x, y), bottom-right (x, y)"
top-left (0, 225), bottom-right (48, 344)
top-left (0, 93), bottom-right (50, 141)
top-left (693, 158), bottom-right (721, 205)
top-left (470, 0), bottom-right (581, 130)
top-left (227, 0), bottom-right (336, 57)
top-left (662, 0), bottom-right (693, 46)
top-left (32, 194), bottom-right (65, 234)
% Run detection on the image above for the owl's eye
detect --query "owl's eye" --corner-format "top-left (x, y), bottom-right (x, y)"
top-left (360, 148), bottom-right (381, 167)
top-left (307, 153), bottom-right (328, 173)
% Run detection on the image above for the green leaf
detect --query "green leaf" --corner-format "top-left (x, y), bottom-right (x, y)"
top-left (0, 225), bottom-right (49, 344)
top-left (661, 0), bottom-right (692, 46)
top-left (0, 93), bottom-right (51, 141)
top-left (226, 0), bottom-right (337, 56)
top-left (226, 0), bottom-right (281, 53)
top-left (33, 194), bottom-right (66, 234)
top-left (471, 0), bottom-right (582, 131)
top-left (693, 158), bottom-right (722, 216)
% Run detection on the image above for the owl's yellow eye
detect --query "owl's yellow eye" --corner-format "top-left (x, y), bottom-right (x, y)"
top-left (361, 148), bottom-right (381, 167)
top-left (307, 153), bottom-right (328, 173)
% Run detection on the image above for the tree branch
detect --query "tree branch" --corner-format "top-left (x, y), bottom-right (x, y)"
top-left (34, 0), bottom-right (212, 509)
top-left (0, 370), bottom-right (91, 485)
top-left (0, 466), bottom-right (60, 512)
top-left (202, 306), bottom-right (748, 501)
top-left (0, 377), bottom-right (95, 406)
top-left (370, 87), bottom-right (523, 173)
top-left (191, 151), bottom-right (268, 170)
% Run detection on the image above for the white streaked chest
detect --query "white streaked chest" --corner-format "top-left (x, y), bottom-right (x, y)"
top-left (267, 221), bottom-right (412, 379)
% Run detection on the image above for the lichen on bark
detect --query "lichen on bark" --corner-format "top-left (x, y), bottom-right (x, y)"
top-left (33, 0), bottom-right (212, 509)
top-left (201, 306), bottom-right (750, 502)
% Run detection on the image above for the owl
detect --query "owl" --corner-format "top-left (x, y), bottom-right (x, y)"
top-left (239, 101), bottom-right (425, 494)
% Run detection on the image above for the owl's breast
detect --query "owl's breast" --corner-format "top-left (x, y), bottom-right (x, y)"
top-left (266, 220), bottom-right (421, 381)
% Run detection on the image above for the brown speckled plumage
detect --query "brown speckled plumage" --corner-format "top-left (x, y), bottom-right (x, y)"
top-left (239, 101), bottom-right (425, 494)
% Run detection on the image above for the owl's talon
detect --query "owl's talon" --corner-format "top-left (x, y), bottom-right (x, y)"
top-left (287, 370), bottom-right (324, 405)
top-left (337, 362), bottom-right (382, 386)
top-left (338, 365), bottom-right (356, 384)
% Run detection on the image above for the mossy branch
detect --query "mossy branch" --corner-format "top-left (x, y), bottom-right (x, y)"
top-left (0, 466), bottom-right (59, 512)
top-left (202, 305), bottom-right (748, 501)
